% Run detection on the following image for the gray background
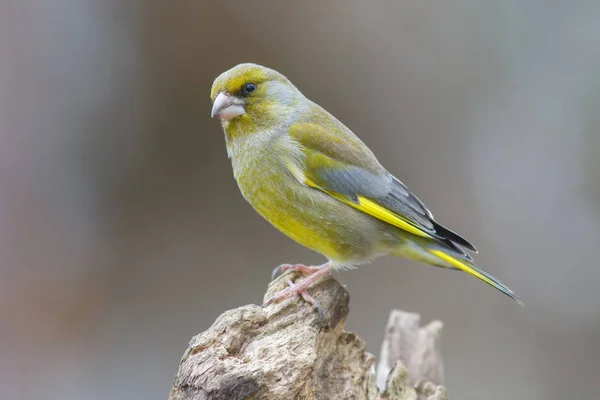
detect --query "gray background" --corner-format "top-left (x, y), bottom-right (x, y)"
top-left (1, 1), bottom-right (599, 399)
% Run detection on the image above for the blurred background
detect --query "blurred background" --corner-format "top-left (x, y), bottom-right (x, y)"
top-left (1, 1), bottom-right (599, 399)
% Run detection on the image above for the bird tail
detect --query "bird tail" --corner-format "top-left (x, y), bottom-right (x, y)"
top-left (427, 248), bottom-right (523, 306)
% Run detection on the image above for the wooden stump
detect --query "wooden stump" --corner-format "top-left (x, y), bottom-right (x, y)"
top-left (169, 272), bottom-right (446, 400)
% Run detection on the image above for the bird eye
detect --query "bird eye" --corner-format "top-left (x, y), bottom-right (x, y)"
top-left (242, 83), bottom-right (257, 96)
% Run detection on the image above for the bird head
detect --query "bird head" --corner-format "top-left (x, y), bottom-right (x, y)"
top-left (210, 63), bottom-right (301, 134)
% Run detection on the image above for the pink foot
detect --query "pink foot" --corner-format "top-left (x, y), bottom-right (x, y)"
top-left (271, 263), bottom-right (322, 280)
top-left (264, 262), bottom-right (333, 320)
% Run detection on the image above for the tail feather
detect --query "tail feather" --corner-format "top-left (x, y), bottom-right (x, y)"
top-left (428, 249), bottom-right (523, 306)
top-left (433, 221), bottom-right (478, 253)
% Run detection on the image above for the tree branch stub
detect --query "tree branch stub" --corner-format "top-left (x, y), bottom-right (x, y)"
top-left (169, 273), bottom-right (447, 400)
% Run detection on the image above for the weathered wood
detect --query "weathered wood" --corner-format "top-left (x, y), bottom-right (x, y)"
top-left (376, 310), bottom-right (445, 391)
top-left (169, 272), bottom-right (446, 400)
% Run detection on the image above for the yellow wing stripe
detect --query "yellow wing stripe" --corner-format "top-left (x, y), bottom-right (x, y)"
top-left (303, 177), bottom-right (432, 239)
top-left (354, 197), bottom-right (432, 238)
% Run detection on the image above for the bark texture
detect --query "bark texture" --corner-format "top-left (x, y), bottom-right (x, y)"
top-left (169, 272), bottom-right (446, 400)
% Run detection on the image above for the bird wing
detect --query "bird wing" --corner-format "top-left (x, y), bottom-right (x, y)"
top-left (283, 122), bottom-right (530, 304)
top-left (285, 122), bottom-right (477, 254)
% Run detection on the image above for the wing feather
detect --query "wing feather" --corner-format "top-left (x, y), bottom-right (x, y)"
top-left (285, 122), bottom-right (476, 254)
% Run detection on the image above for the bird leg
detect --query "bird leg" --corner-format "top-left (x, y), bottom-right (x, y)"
top-left (263, 262), bottom-right (333, 320)
top-left (271, 263), bottom-right (322, 280)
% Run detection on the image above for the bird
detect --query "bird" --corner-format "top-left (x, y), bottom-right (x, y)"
top-left (210, 63), bottom-right (522, 316)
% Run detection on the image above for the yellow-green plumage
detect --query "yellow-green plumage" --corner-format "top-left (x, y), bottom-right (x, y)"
top-left (211, 63), bottom-right (522, 305)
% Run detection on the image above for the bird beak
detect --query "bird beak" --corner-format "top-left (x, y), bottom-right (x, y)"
top-left (211, 92), bottom-right (246, 120)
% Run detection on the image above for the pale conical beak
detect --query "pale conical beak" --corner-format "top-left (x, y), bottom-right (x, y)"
top-left (211, 92), bottom-right (246, 120)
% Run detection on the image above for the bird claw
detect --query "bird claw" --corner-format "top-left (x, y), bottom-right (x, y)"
top-left (271, 264), bottom-right (295, 280)
top-left (264, 262), bottom-right (332, 321)
top-left (270, 263), bottom-right (321, 280)
top-left (297, 286), bottom-right (324, 322)
top-left (263, 277), bottom-right (324, 322)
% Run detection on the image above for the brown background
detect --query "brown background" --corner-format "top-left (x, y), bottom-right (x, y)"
top-left (1, 1), bottom-right (599, 399)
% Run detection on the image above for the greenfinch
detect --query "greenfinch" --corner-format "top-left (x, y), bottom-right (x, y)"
top-left (210, 63), bottom-right (522, 315)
